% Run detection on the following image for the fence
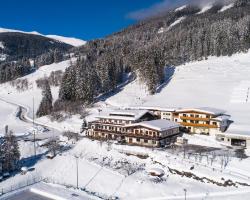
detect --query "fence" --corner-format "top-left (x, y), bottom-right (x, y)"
top-left (0, 176), bottom-right (44, 197)
top-left (44, 177), bottom-right (118, 200)
top-left (0, 176), bottom-right (118, 200)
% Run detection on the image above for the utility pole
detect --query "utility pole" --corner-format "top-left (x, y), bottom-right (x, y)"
top-left (184, 188), bottom-right (187, 200)
top-left (33, 96), bottom-right (36, 158)
top-left (75, 155), bottom-right (79, 189)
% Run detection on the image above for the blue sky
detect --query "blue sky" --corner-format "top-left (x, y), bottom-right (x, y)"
top-left (0, 0), bottom-right (174, 40)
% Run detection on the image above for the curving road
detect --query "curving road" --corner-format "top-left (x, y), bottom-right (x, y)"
top-left (0, 97), bottom-right (62, 140)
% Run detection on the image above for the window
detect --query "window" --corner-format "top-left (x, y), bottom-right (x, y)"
top-left (195, 115), bottom-right (199, 118)
top-left (190, 114), bottom-right (194, 117)
top-left (175, 119), bottom-right (178, 122)
top-left (190, 120), bottom-right (194, 123)
top-left (206, 115), bottom-right (210, 118)
top-left (195, 121), bottom-right (199, 124)
top-left (136, 138), bottom-right (140, 142)
top-left (212, 122), bottom-right (217, 126)
top-left (144, 139), bottom-right (148, 143)
top-left (206, 121), bottom-right (209, 125)
top-left (183, 114), bottom-right (187, 117)
top-left (183, 119), bottom-right (187, 122)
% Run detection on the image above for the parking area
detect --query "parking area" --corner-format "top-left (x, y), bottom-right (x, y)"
top-left (2, 190), bottom-right (54, 200)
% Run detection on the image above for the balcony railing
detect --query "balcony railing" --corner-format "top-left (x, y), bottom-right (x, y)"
top-left (180, 122), bottom-right (218, 128)
top-left (91, 129), bottom-right (165, 139)
top-left (93, 129), bottom-right (123, 134)
top-left (180, 116), bottom-right (210, 121)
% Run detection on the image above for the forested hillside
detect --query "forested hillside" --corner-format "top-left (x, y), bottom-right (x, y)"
top-left (0, 32), bottom-right (73, 83)
top-left (57, 0), bottom-right (250, 106)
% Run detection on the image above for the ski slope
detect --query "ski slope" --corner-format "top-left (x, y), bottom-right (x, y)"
top-left (219, 3), bottom-right (234, 12)
top-left (106, 51), bottom-right (250, 136)
top-left (197, 5), bottom-right (213, 14)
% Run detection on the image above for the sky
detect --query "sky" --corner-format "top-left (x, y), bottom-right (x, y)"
top-left (0, 0), bottom-right (177, 41)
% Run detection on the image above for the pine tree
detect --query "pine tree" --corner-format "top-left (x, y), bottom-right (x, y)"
top-left (2, 130), bottom-right (20, 172)
top-left (36, 80), bottom-right (53, 117)
top-left (81, 117), bottom-right (87, 133)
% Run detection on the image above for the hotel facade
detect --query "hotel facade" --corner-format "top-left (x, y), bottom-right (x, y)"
top-left (87, 110), bottom-right (181, 147)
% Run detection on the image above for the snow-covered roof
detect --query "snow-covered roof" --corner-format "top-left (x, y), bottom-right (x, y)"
top-left (224, 125), bottom-right (250, 137)
top-left (212, 115), bottom-right (231, 121)
top-left (130, 106), bottom-right (177, 112)
top-left (98, 109), bottom-right (152, 121)
top-left (124, 119), bottom-right (180, 131)
top-left (176, 107), bottom-right (226, 115)
top-left (147, 168), bottom-right (165, 176)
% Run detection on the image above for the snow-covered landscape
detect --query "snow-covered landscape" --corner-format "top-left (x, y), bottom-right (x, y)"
top-left (0, 49), bottom-right (250, 199)
top-left (1, 0), bottom-right (250, 199)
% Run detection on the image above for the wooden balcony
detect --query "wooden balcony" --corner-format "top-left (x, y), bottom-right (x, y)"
top-left (180, 122), bottom-right (218, 128)
top-left (180, 116), bottom-right (210, 121)
top-left (93, 129), bottom-right (123, 135)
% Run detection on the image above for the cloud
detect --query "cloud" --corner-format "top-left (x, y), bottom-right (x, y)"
top-left (127, 0), bottom-right (182, 20)
top-left (127, 0), bottom-right (234, 20)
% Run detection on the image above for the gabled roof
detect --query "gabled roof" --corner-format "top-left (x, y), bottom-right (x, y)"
top-left (176, 107), bottom-right (226, 115)
top-left (97, 109), bottom-right (152, 121)
top-left (124, 119), bottom-right (180, 131)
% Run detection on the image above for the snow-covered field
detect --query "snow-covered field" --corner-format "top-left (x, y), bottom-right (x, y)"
top-left (1, 138), bottom-right (250, 200)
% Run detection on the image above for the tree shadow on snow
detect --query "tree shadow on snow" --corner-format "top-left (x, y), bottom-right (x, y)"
top-left (96, 73), bottom-right (135, 103)
top-left (19, 151), bottom-right (49, 169)
top-left (156, 66), bottom-right (176, 94)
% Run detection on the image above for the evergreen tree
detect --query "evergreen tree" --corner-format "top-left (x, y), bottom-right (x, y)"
top-left (81, 117), bottom-right (87, 133)
top-left (1, 130), bottom-right (20, 172)
top-left (36, 80), bottom-right (53, 117)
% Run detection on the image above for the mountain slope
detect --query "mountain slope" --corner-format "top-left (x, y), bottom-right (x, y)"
top-left (106, 50), bottom-right (250, 135)
top-left (0, 31), bottom-right (72, 61)
top-left (46, 35), bottom-right (86, 47)
top-left (0, 27), bottom-right (86, 47)
top-left (58, 0), bottom-right (250, 106)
